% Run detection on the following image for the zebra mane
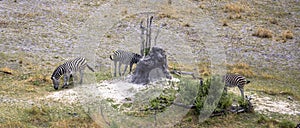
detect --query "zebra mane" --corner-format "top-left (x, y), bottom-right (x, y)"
top-left (51, 64), bottom-right (64, 80)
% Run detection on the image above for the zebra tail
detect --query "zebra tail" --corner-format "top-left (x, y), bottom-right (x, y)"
top-left (86, 64), bottom-right (95, 72)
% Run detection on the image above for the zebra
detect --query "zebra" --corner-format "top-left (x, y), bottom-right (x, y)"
top-left (51, 57), bottom-right (94, 90)
top-left (223, 74), bottom-right (250, 99)
top-left (110, 50), bottom-right (142, 77)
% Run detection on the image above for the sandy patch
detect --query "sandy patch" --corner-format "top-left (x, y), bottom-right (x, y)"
top-left (43, 79), bottom-right (300, 116)
top-left (45, 89), bottom-right (79, 104)
top-left (251, 95), bottom-right (300, 116)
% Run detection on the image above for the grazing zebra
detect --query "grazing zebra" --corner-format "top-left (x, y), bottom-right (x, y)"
top-left (51, 57), bottom-right (94, 90)
top-left (110, 50), bottom-right (142, 77)
top-left (223, 74), bottom-right (250, 99)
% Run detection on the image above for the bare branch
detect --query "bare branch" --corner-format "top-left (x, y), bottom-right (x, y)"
top-left (140, 20), bottom-right (145, 56)
top-left (148, 16), bottom-right (153, 50)
top-left (154, 24), bottom-right (163, 46)
top-left (145, 15), bottom-right (149, 51)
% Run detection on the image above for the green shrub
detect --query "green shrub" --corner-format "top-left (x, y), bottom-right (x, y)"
top-left (195, 76), bottom-right (233, 114)
top-left (278, 119), bottom-right (296, 128)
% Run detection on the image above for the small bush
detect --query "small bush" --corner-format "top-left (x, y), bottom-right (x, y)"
top-left (281, 30), bottom-right (294, 42)
top-left (195, 76), bottom-right (233, 114)
top-left (224, 2), bottom-right (247, 13)
top-left (252, 28), bottom-right (273, 38)
top-left (269, 18), bottom-right (278, 25)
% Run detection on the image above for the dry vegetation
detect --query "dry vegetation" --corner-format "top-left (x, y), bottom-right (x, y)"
top-left (252, 27), bottom-right (273, 38)
top-left (224, 2), bottom-right (248, 13)
top-left (227, 63), bottom-right (255, 78)
top-left (281, 30), bottom-right (294, 42)
top-left (0, 0), bottom-right (299, 127)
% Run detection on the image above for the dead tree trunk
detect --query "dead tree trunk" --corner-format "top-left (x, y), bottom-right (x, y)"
top-left (131, 47), bottom-right (172, 84)
top-left (140, 20), bottom-right (145, 56)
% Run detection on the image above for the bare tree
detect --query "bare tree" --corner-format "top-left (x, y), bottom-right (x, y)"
top-left (140, 16), bottom-right (153, 56)
top-left (132, 16), bottom-right (172, 84)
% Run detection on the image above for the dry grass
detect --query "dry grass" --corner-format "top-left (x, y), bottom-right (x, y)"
top-left (260, 72), bottom-right (276, 79)
top-left (24, 74), bottom-right (52, 86)
top-left (198, 63), bottom-right (211, 77)
top-left (221, 19), bottom-right (229, 26)
top-left (227, 63), bottom-right (255, 78)
top-left (0, 67), bottom-right (15, 75)
top-left (224, 2), bottom-right (248, 13)
top-left (228, 13), bottom-right (242, 19)
top-left (198, 4), bottom-right (206, 9)
top-left (168, 62), bottom-right (197, 73)
top-left (275, 30), bottom-right (294, 43)
top-left (0, 20), bottom-right (10, 28)
top-left (252, 27), bottom-right (273, 38)
top-left (268, 17), bottom-right (279, 25)
top-left (157, 4), bottom-right (180, 20)
top-left (281, 30), bottom-right (294, 41)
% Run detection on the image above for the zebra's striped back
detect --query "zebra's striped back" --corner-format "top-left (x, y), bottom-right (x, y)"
top-left (110, 50), bottom-right (142, 76)
top-left (110, 50), bottom-right (142, 65)
top-left (223, 74), bottom-right (250, 88)
top-left (51, 57), bottom-right (87, 80)
top-left (223, 74), bottom-right (250, 99)
top-left (51, 57), bottom-right (94, 90)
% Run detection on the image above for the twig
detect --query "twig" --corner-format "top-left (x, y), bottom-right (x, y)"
top-left (172, 102), bottom-right (196, 109)
top-left (154, 24), bottom-right (163, 46)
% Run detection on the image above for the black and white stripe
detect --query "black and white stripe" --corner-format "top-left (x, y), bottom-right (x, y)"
top-left (110, 50), bottom-right (142, 77)
top-left (51, 57), bottom-right (94, 90)
top-left (223, 74), bottom-right (250, 99)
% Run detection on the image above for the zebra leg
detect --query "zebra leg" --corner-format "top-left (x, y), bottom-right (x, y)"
top-left (113, 61), bottom-right (117, 77)
top-left (62, 73), bottom-right (70, 88)
top-left (238, 87), bottom-right (245, 100)
top-left (118, 62), bottom-right (122, 76)
top-left (129, 63), bottom-right (133, 74)
top-left (123, 64), bottom-right (128, 76)
top-left (79, 69), bottom-right (83, 84)
top-left (72, 73), bottom-right (78, 85)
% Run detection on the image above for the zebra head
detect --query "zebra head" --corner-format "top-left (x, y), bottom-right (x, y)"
top-left (132, 53), bottom-right (142, 64)
top-left (51, 65), bottom-right (64, 90)
top-left (51, 77), bottom-right (60, 90)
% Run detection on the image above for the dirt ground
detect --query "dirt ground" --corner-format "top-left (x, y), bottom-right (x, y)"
top-left (0, 0), bottom-right (299, 127)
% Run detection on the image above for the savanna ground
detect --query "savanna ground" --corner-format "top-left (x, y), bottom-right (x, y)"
top-left (0, 0), bottom-right (299, 127)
